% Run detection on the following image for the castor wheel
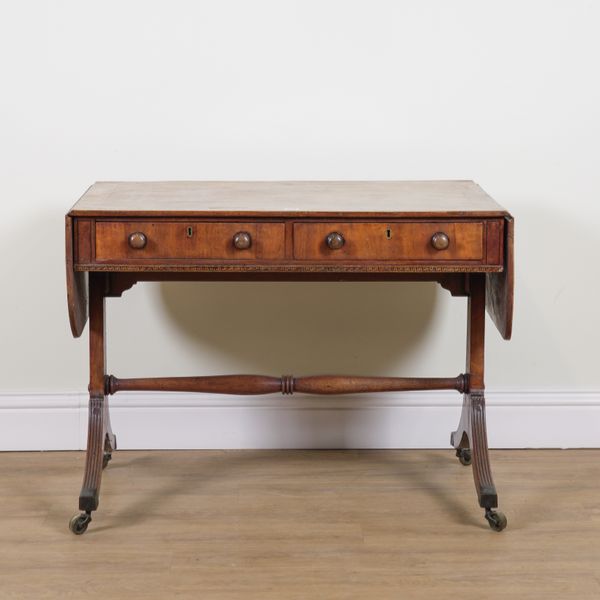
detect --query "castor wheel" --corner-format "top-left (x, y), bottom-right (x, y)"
top-left (69, 512), bottom-right (92, 535)
top-left (485, 509), bottom-right (507, 532)
top-left (455, 448), bottom-right (472, 466)
top-left (102, 452), bottom-right (112, 469)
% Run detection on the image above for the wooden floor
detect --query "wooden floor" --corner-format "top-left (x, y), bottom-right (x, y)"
top-left (0, 450), bottom-right (599, 599)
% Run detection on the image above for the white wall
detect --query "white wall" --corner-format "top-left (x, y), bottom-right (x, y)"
top-left (1, 1), bottom-right (599, 448)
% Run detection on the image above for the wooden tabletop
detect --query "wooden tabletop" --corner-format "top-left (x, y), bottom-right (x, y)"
top-left (69, 180), bottom-right (508, 218)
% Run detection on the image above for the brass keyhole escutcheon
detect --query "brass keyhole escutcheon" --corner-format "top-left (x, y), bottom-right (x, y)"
top-left (186, 226), bottom-right (193, 238)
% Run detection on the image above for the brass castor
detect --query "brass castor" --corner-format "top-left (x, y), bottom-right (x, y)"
top-left (102, 452), bottom-right (112, 470)
top-left (485, 509), bottom-right (507, 532)
top-left (456, 448), bottom-right (472, 466)
top-left (69, 512), bottom-right (92, 535)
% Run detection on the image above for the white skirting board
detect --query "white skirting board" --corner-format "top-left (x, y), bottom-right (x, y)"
top-left (0, 390), bottom-right (598, 451)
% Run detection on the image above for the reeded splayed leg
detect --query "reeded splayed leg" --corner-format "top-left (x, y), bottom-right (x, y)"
top-left (103, 396), bottom-right (117, 469)
top-left (450, 394), bottom-right (472, 466)
top-left (70, 273), bottom-right (115, 535)
top-left (450, 274), bottom-right (506, 531)
top-left (79, 394), bottom-right (106, 511)
top-left (451, 391), bottom-right (497, 507)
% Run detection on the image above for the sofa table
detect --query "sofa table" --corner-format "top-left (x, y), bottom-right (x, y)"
top-left (65, 180), bottom-right (514, 535)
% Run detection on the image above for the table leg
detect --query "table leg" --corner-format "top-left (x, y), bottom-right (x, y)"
top-left (69, 273), bottom-right (115, 535)
top-left (103, 399), bottom-right (117, 469)
top-left (450, 274), bottom-right (507, 532)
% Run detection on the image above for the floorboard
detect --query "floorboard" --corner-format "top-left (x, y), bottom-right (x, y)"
top-left (0, 449), bottom-right (598, 599)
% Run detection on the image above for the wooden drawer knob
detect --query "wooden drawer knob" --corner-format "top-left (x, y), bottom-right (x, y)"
top-left (128, 232), bottom-right (147, 249)
top-left (431, 232), bottom-right (450, 250)
top-left (326, 232), bottom-right (345, 250)
top-left (233, 231), bottom-right (252, 250)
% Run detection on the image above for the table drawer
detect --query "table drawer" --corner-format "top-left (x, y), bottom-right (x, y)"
top-left (293, 221), bottom-right (484, 261)
top-left (95, 221), bottom-right (285, 261)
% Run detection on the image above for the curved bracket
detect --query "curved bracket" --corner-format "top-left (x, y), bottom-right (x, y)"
top-left (437, 274), bottom-right (468, 297)
top-left (106, 273), bottom-right (139, 298)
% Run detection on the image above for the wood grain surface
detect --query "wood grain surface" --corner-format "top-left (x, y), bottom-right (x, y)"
top-left (65, 215), bottom-right (88, 337)
top-left (66, 182), bottom-right (513, 337)
top-left (95, 221), bottom-right (286, 262)
top-left (293, 220), bottom-right (485, 261)
top-left (106, 374), bottom-right (467, 395)
top-left (486, 216), bottom-right (514, 340)
top-left (0, 450), bottom-right (598, 599)
top-left (69, 180), bottom-right (509, 217)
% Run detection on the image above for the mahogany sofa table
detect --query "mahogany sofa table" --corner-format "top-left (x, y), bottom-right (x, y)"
top-left (65, 180), bottom-right (514, 535)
